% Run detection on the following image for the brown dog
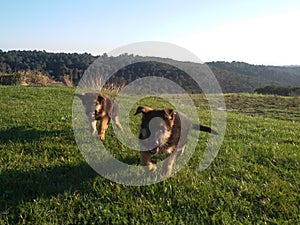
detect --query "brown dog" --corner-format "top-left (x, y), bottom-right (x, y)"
top-left (76, 92), bottom-right (123, 140)
top-left (134, 106), bottom-right (217, 177)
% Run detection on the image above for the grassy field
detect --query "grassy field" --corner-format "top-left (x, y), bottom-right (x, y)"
top-left (0, 85), bottom-right (299, 224)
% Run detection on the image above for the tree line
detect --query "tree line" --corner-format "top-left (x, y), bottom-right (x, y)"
top-left (1, 50), bottom-right (299, 95)
top-left (0, 50), bottom-right (202, 92)
top-left (0, 49), bottom-right (96, 83)
top-left (255, 86), bottom-right (300, 96)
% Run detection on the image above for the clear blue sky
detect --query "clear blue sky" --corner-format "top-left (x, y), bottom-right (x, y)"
top-left (1, 0), bottom-right (300, 65)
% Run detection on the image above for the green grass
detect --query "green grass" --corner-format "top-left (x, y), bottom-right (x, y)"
top-left (0, 86), bottom-right (299, 224)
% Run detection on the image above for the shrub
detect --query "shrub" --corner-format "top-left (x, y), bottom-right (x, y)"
top-left (0, 70), bottom-right (54, 86)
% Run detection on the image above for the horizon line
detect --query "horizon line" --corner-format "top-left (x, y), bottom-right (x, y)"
top-left (0, 48), bottom-right (299, 67)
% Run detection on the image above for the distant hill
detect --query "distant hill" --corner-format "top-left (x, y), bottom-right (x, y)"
top-left (1, 50), bottom-right (300, 93)
top-left (207, 61), bottom-right (300, 89)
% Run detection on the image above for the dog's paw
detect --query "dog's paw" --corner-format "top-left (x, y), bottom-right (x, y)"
top-left (99, 134), bottom-right (105, 140)
top-left (146, 163), bottom-right (157, 172)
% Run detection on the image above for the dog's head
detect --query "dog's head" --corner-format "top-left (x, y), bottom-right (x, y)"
top-left (94, 93), bottom-right (107, 120)
top-left (134, 106), bottom-right (176, 154)
top-left (75, 92), bottom-right (98, 119)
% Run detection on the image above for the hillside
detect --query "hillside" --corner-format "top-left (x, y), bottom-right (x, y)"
top-left (207, 61), bottom-right (300, 87)
top-left (1, 50), bottom-right (300, 93)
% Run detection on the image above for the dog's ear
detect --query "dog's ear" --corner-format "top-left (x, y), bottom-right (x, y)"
top-left (98, 93), bottom-right (107, 100)
top-left (134, 106), bottom-right (153, 115)
top-left (164, 108), bottom-right (175, 120)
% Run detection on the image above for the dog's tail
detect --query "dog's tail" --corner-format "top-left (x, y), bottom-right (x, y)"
top-left (192, 124), bottom-right (218, 135)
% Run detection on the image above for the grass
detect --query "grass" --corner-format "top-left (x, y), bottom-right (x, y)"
top-left (0, 86), bottom-right (299, 224)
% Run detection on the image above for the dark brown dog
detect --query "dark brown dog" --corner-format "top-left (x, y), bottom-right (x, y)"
top-left (76, 92), bottom-right (123, 140)
top-left (134, 106), bottom-right (217, 177)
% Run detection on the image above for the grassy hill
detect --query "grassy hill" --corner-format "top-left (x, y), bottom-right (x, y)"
top-left (0, 86), bottom-right (299, 224)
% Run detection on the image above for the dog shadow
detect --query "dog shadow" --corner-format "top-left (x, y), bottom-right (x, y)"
top-left (0, 126), bottom-right (72, 144)
top-left (0, 126), bottom-right (144, 210)
top-left (0, 162), bottom-right (98, 210)
top-left (0, 126), bottom-right (99, 210)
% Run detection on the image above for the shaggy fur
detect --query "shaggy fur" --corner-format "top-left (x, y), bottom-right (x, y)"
top-left (135, 106), bottom-right (217, 177)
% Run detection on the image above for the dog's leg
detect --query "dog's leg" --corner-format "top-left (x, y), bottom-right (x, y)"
top-left (162, 146), bottom-right (185, 177)
top-left (99, 116), bottom-right (109, 140)
top-left (90, 119), bottom-right (97, 135)
top-left (162, 153), bottom-right (177, 177)
top-left (140, 151), bottom-right (157, 172)
top-left (113, 116), bottom-right (123, 131)
top-left (177, 146), bottom-right (186, 157)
